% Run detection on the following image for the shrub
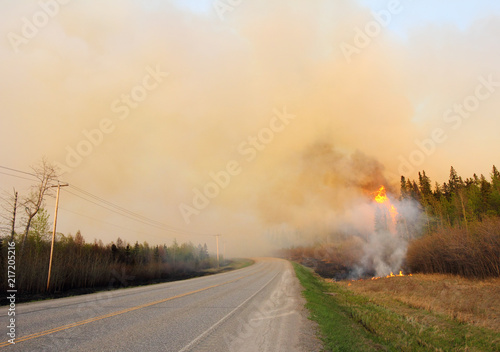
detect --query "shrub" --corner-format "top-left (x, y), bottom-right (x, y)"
top-left (406, 217), bottom-right (500, 278)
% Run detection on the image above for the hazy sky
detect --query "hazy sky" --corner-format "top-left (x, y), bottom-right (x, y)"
top-left (1, 0), bottom-right (499, 255)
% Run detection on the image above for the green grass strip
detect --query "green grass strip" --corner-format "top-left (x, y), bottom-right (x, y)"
top-left (292, 262), bottom-right (389, 351)
top-left (292, 262), bottom-right (500, 352)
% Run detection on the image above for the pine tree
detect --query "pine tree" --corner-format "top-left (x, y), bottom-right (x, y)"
top-left (492, 165), bottom-right (500, 191)
top-left (465, 178), bottom-right (481, 222)
top-left (473, 173), bottom-right (480, 186)
top-left (433, 182), bottom-right (445, 228)
top-left (419, 171), bottom-right (432, 199)
top-left (449, 166), bottom-right (460, 193)
top-left (489, 166), bottom-right (500, 215)
top-left (442, 182), bottom-right (451, 200)
top-left (406, 179), bottom-right (415, 199)
top-left (400, 176), bottom-right (408, 200)
top-left (412, 181), bottom-right (421, 201)
top-left (433, 182), bottom-right (443, 200)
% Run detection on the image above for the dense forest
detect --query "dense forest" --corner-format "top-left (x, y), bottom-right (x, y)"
top-left (0, 224), bottom-right (218, 296)
top-left (400, 166), bottom-right (500, 231)
top-left (403, 166), bottom-right (500, 278)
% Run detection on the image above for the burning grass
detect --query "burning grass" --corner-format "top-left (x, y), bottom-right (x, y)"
top-left (293, 262), bottom-right (500, 352)
top-left (339, 273), bottom-right (500, 331)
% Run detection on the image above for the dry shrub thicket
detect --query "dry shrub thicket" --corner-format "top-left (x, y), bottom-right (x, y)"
top-left (406, 217), bottom-right (500, 278)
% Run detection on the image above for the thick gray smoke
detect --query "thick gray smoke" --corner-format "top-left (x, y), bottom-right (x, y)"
top-left (263, 142), bottom-right (425, 277)
top-left (353, 198), bottom-right (425, 277)
top-left (0, 1), bottom-right (498, 256)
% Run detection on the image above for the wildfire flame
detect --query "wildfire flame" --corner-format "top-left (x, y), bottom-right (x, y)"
top-left (373, 186), bottom-right (398, 224)
top-left (345, 271), bottom-right (412, 284)
top-left (370, 271), bottom-right (412, 281)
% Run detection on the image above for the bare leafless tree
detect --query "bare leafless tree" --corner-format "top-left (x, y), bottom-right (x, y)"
top-left (21, 157), bottom-right (60, 248)
top-left (0, 188), bottom-right (18, 240)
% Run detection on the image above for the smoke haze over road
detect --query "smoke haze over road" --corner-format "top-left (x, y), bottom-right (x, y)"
top-left (1, 0), bottom-right (499, 256)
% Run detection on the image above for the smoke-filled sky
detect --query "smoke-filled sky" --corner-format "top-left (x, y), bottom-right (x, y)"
top-left (1, 0), bottom-right (499, 256)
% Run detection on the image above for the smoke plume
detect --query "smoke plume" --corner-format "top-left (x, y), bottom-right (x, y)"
top-left (0, 1), bottom-right (499, 257)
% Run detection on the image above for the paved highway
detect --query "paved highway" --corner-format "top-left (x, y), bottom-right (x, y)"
top-left (1, 258), bottom-right (320, 351)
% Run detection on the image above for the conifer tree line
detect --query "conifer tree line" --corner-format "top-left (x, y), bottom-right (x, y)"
top-left (0, 227), bottom-right (218, 295)
top-left (403, 165), bottom-right (500, 278)
top-left (400, 165), bottom-right (500, 232)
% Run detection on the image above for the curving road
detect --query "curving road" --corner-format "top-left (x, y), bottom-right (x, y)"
top-left (1, 258), bottom-right (320, 352)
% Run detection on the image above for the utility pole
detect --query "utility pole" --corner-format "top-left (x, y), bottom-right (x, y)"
top-left (10, 189), bottom-right (17, 242)
top-left (47, 183), bottom-right (69, 291)
top-left (223, 241), bottom-right (226, 266)
top-left (215, 234), bottom-right (221, 268)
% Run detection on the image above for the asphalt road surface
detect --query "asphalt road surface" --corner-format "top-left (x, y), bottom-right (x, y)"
top-left (1, 258), bottom-right (321, 351)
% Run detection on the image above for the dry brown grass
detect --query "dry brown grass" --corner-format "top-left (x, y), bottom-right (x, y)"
top-left (337, 273), bottom-right (500, 331)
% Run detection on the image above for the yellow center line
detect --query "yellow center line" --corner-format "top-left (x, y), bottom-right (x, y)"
top-left (0, 272), bottom-right (257, 348)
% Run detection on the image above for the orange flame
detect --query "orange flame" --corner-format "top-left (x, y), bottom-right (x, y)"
top-left (374, 186), bottom-right (398, 224)
top-left (369, 270), bottom-right (411, 281)
top-left (374, 186), bottom-right (389, 204)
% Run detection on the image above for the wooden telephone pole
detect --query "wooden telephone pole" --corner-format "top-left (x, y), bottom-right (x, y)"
top-left (223, 240), bottom-right (226, 266)
top-left (215, 234), bottom-right (221, 268)
top-left (47, 183), bottom-right (69, 291)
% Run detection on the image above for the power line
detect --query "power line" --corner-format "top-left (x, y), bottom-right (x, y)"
top-left (64, 186), bottom-right (210, 237)
top-left (57, 206), bottom-right (145, 235)
top-left (0, 165), bottom-right (37, 178)
top-left (0, 195), bottom-right (12, 202)
top-left (0, 164), bottom-right (215, 239)
top-left (55, 207), bottom-right (196, 243)
top-left (0, 171), bottom-right (37, 182)
top-left (63, 189), bottom-right (165, 229)
top-left (67, 184), bottom-right (209, 235)
top-left (45, 202), bottom-right (203, 243)
top-left (69, 185), bottom-right (177, 229)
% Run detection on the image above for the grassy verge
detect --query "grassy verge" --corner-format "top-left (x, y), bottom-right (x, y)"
top-left (292, 262), bottom-right (500, 352)
top-left (340, 273), bottom-right (500, 331)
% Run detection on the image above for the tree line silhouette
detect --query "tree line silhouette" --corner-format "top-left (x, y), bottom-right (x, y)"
top-left (403, 165), bottom-right (500, 278)
top-left (401, 166), bottom-right (500, 231)
top-left (0, 227), bottom-right (218, 296)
